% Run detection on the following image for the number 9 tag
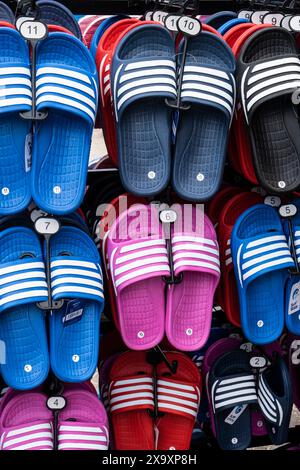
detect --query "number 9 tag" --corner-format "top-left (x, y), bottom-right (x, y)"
top-left (263, 13), bottom-right (284, 26)
top-left (19, 20), bottom-right (48, 41)
top-left (177, 16), bottom-right (202, 36)
top-left (35, 217), bottom-right (60, 235)
top-left (279, 204), bottom-right (297, 218)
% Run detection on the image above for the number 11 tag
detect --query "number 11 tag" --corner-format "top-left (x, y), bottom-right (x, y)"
top-left (19, 20), bottom-right (48, 42)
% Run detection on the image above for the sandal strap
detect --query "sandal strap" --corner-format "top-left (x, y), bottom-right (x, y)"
top-left (257, 374), bottom-right (283, 426)
top-left (58, 422), bottom-right (109, 450)
top-left (157, 378), bottom-right (200, 419)
top-left (1, 422), bottom-right (53, 450)
top-left (109, 375), bottom-right (154, 415)
top-left (212, 372), bottom-right (257, 412)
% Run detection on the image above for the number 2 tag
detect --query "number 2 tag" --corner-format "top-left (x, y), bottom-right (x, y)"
top-left (250, 356), bottom-right (267, 369)
top-left (35, 217), bottom-right (60, 235)
top-left (19, 20), bottom-right (48, 41)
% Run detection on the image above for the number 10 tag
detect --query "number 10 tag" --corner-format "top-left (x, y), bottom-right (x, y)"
top-left (19, 20), bottom-right (48, 41)
top-left (177, 16), bottom-right (201, 36)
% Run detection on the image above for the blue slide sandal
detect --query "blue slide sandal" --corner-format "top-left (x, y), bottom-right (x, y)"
top-left (231, 204), bottom-right (294, 344)
top-left (37, 0), bottom-right (82, 39)
top-left (0, 222), bottom-right (49, 390)
top-left (205, 11), bottom-right (237, 29)
top-left (172, 32), bottom-right (235, 201)
top-left (218, 18), bottom-right (250, 35)
top-left (48, 221), bottom-right (104, 382)
top-left (111, 23), bottom-right (176, 197)
top-left (32, 32), bottom-right (98, 214)
top-left (0, 28), bottom-right (32, 215)
top-left (0, 1), bottom-right (14, 23)
top-left (283, 199), bottom-right (300, 334)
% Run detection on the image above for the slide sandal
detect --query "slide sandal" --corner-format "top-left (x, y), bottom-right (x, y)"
top-left (106, 204), bottom-right (170, 349)
top-left (258, 353), bottom-right (292, 444)
top-left (205, 11), bottom-right (237, 29)
top-left (0, 1), bottom-right (14, 24)
top-left (108, 351), bottom-right (155, 450)
top-left (284, 199), bottom-right (300, 334)
top-left (32, 32), bottom-right (98, 214)
top-left (231, 204), bottom-right (294, 344)
top-left (218, 191), bottom-right (263, 326)
top-left (37, 0), bottom-right (82, 39)
top-left (218, 18), bottom-right (250, 35)
top-left (223, 23), bottom-right (255, 48)
top-left (207, 184), bottom-right (242, 228)
top-left (92, 15), bottom-right (130, 59)
top-left (48, 221), bottom-right (104, 382)
top-left (203, 337), bottom-right (268, 438)
top-left (207, 349), bottom-right (258, 449)
top-left (57, 384), bottom-right (109, 450)
top-left (96, 19), bottom-right (141, 166)
top-left (172, 32), bottom-right (236, 201)
top-left (0, 28), bottom-right (32, 215)
top-left (231, 24), bottom-right (271, 184)
top-left (166, 205), bottom-right (220, 351)
top-left (0, 390), bottom-right (53, 450)
top-left (237, 27), bottom-right (300, 193)
top-left (0, 223), bottom-right (49, 390)
top-left (156, 352), bottom-right (201, 450)
top-left (111, 23), bottom-right (176, 197)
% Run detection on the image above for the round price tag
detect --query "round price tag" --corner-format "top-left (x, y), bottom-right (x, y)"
top-left (238, 10), bottom-right (253, 20)
top-left (251, 10), bottom-right (269, 24)
top-left (177, 16), bottom-right (201, 36)
top-left (263, 13), bottom-right (284, 26)
top-left (16, 16), bottom-right (35, 31)
top-left (264, 196), bottom-right (281, 207)
top-left (19, 20), bottom-right (48, 41)
top-left (144, 11), bottom-right (153, 21)
top-left (152, 10), bottom-right (168, 25)
top-left (281, 14), bottom-right (293, 30)
top-left (47, 396), bottom-right (66, 411)
top-left (250, 356), bottom-right (267, 368)
top-left (160, 209), bottom-right (177, 224)
top-left (35, 217), bottom-right (60, 235)
top-left (289, 15), bottom-right (300, 32)
top-left (164, 14), bottom-right (180, 32)
top-left (279, 204), bottom-right (297, 218)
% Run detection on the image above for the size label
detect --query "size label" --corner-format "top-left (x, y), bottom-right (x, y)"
top-left (16, 16), bottom-right (35, 30)
top-left (63, 300), bottom-right (84, 326)
top-left (281, 15), bottom-right (293, 30)
top-left (291, 339), bottom-right (300, 365)
top-left (238, 10), bottom-right (253, 20)
top-left (30, 209), bottom-right (48, 222)
top-left (279, 204), bottom-right (297, 218)
top-left (35, 217), bottom-right (60, 235)
top-left (47, 396), bottom-right (67, 411)
top-left (250, 356), bottom-right (267, 368)
top-left (263, 13), bottom-right (284, 26)
top-left (251, 10), bottom-right (269, 24)
top-left (225, 405), bottom-right (247, 425)
top-left (160, 209), bottom-right (177, 223)
top-left (144, 11), bottom-right (153, 21)
top-left (19, 20), bottom-right (48, 41)
top-left (264, 196), bottom-right (281, 207)
top-left (289, 15), bottom-right (300, 32)
top-left (152, 10), bottom-right (168, 25)
top-left (288, 281), bottom-right (300, 315)
top-left (178, 16), bottom-right (201, 36)
top-left (164, 14), bottom-right (180, 32)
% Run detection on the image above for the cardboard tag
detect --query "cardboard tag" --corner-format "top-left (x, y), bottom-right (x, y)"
top-left (62, 300), bottom-right (84, 326)
top-left (225, 405), bottom-right (247, 425)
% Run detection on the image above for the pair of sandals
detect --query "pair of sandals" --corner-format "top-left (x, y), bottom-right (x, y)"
top-left (231, 200), bottom-right (300, 344)
top-left (0, 383), bottom-right (108, 451)
top-left (100, 350), bottom-right (201, 450)
top-left (100, 21), bottom-right (236, 201)
top-left (205, 337), bottom-right (292, 450)
top-left (101, 200), bottom-right (220, 351)
top-left (0, 213), bottom-right (104, 389)
top-left (0, 25), bottom-right (97, 216)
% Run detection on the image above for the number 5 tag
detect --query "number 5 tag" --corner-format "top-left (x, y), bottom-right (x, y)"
top-left (279, 204), bottom-right (297, 218)
top-left (19, 20), bottom-right (48, 41)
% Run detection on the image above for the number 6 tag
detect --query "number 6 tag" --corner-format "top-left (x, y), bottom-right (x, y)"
top-left (177, 16), bottom-right (201, 36)
top-left (35, 217), bottom-right (60, 235)
top-left (19, 20), bottom-right (48, 41)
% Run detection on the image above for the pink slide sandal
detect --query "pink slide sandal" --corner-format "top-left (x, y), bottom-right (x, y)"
top-left (106, 204), bottom-right (170, 350)
top-left (0, 391), bottom-right (53, 450)
top-left (166, 205), bottom-right (220, 351)
top-left (57, 384), bottom-right (109, 451)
